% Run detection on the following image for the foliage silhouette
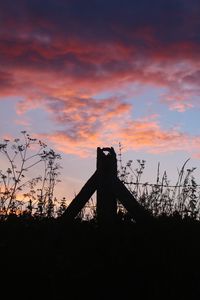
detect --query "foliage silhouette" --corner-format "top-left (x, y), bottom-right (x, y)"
top-left (0, 131), bottom-right (62, 218)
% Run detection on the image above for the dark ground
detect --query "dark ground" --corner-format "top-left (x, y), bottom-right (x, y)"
top-left (1, 215), bottom-right (200, 299)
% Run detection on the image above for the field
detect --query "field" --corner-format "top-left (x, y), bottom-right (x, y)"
top-left (1, 214), bottom-right (200, 299)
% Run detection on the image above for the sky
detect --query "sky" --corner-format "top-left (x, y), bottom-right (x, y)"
top-left (1, 0), bottom-right (200, 200)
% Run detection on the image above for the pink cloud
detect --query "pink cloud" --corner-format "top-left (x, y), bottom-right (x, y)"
top-left (1, 1), bottom-right (200, 157)
top-left (39, 114), bottom-right (200, 159)
top-left (1, 33), bottom-right (200, 115)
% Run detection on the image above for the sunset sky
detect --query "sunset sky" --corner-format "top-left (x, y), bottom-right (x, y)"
top-left (1, 0), bottom-right (200, 199)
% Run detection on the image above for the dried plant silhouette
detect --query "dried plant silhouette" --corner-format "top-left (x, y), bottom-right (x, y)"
top-left (0, 131), bottom-right (62, 218)
top-left (1, 137), bottom-right (200, 221)
top-left (1, 135), bottom-right (200, 299)
top-left (117, 143), bottom-right (200, 220)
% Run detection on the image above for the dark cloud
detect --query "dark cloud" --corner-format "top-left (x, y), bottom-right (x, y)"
top-left (1, 0), bottom-right (200, 58)
top-left (1, 0), bottom-right (200, 44)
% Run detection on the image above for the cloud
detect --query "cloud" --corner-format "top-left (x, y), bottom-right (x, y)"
top-left (40, 95), bottom-right (132, 153)
top-left (41, 114), bottom-right (200, 158)
top-left (119, 118), bottom-right (189, 153)
top-left (1, 0), bottom-right (200, 155)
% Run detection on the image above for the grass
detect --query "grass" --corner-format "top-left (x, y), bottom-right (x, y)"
top-left (118, 153), bottom-right (200, 220)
